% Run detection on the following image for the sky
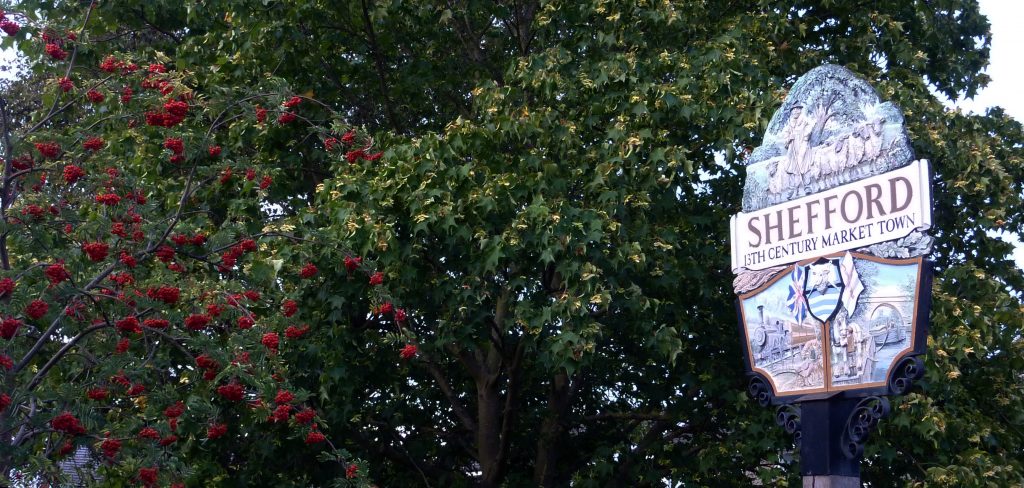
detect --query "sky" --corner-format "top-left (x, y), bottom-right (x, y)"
top-left (951, 0), bottom-right (1024, 120)
top-left (950, 1), bottom-right (1024, 265)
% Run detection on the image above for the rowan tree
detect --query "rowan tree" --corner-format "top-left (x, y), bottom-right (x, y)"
top-left (0, 5), bottom-right (375, 486)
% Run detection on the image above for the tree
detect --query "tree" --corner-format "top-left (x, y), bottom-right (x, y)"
top-left (11, 1), bottom-right (1024, 487)
top-left (0, 5), bottom-right (376, 486)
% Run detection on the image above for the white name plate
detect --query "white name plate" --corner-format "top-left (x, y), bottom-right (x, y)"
top-left (731, 159), bottom-right (931, 271)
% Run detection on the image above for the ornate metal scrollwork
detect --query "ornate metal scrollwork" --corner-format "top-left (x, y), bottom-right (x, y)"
top-left (775, 404), bottom-right (802, 448)
top-left (841, 396), bottom-right (890, 459)
top-left (747, 375), bottom-right (773, 407)
top-left (888, 355), bottom-right (925, 395)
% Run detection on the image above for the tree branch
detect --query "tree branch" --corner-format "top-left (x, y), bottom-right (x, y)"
top-left (419, 353), bottom-right (478, 433)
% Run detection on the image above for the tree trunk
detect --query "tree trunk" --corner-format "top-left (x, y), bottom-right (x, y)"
top-left (534, 371), bottom-right (570, 486)
top-left (477, 374), bottom-right (502, 488)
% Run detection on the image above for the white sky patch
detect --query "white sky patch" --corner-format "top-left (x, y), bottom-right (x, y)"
top-left (951, 0), bottom-right (1024, 121)
top-left (947, 0), bottom-right (1024, 268)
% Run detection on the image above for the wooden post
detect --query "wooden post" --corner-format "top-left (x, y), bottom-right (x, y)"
top-left (803, 475), bottom-right (860, 487)
top-left (799, 399), bottom-right (861, 484)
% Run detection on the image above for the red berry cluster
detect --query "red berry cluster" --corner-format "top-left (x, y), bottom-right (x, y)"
top-left (220, 238), bottom-right (258, 271)
top-left (86, 89), bottom-right (105, 103)
top-left (44, 263), bottom-right (70, 284)
top-left (281, 299), bottom-right (298, 317)
top-left (82, 241), bottom-right (109, 261)
top-left (284, 324), bottom-right (310, 339)
top-left (100, 438), bottom-right (122, 458)
top-left (299, 262), bottom-right (318, 279)
top-left (0, 317), bottom-right (21, 340)
top-left (216, 382), bottom-right (244, 401)
top-left (63, 164), bottom-right (86, 184)
top-left (184, 314), bottom-right (211, 331)
top-left (207, 423), bottom-right (228, 440)
top-left (146, 286), bottom-right (181, 304)
top-left (0, 11), bottom-right (20, 36)
top-left (33, 141), bottom-right (60, 159)
top-left (262, 332), bottom-right (280, 352)
top-left (51, 412), bottom-right (86, 435)
top-left (45, 42), bottom-right (67, 61)
top-left (143, 318), bottom-right (169, 329)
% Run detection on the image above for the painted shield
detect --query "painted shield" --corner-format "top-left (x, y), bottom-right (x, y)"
top-left (803, 258), bottom-right (845, 323)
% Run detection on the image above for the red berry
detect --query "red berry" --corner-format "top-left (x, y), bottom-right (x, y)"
top-left (0, 277), bottom-right (14, 298)
top-left (100, 438), bottom-right (121, 458)
top-left (3, 317), bottom-right (23, 340)
top-left (274, 390), bottom-right (294, 405)
top-left (262, 332), bottom-right (280, 352)
top-left (294, 408), bottom-right (315, 425)
top-left (158, 434), bottom-right (178, 446)
top-left (139, 467), bottom-right (158, 486)
top-left (57, 77), bottom-right (74, 93)
top-left (45, 43), bottom-right (67, 60)
top-left (184, 314), bottom-right (211, 331)
top-left (282, 300), bottom-right (298, 317)
top-left (100, 56), bottom-right (118, 72)
top-left (216, 383), bottom-right (244, 402)
top-left (0, 20), bottom-right (20, 36)
top-left (63, 165), bottom-right (86, 184)
top-left (82, 241), bottom-right (109, 262)
top-left (237, 315), bottom-right (255, 329)
top-left (207, 423), bottom-right (228, 440)
top-left (116, 316), bottom-right (141, 334)
top-left (285, 325), bottom-right (310, 339)
top-left (163, 137), bottom-right (184, 155)
top-left (34, 141), bottom-right (60, 159)
top-left (299, 262), bottom-right (318, 279)
top-left (25, 300), bottom-right (49, 320)
top-left (45, 263), bottom-right (71, 284)
top-left (277, 112), bottom-right (297, 124)
top-left (305, 430), bottom-right (326, 444)
top-left (400, 344), bottom-right (418, 360)
top-left (51, 412), bottom-right (86, 435)
top-left (164, 401), bottom-right (185, 418)
top-left (138, 427), bottom-right (160, 440)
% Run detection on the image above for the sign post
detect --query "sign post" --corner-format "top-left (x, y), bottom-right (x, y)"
top-left (729, 65), bottom-right (933, 486)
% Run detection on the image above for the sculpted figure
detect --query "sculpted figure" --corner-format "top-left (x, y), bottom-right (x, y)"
top-left (808, 262), bottom-right (838, 295)
top-left (768, 161), bottom-right (782, 194)
top-left (813, 136), bottom-right (846, 188)
top-left (777, 104), bottom-right (814, 195)
top-left (845, 127), bottom-right (866, 176)
top-left (796, 334), bottom-right (822, 387)
top-left (862, 116), bottom-right (884, 165)
top-left (853, 320), bottom-right (878, 380)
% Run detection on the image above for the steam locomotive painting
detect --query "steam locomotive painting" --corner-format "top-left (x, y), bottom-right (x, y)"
top-left (749, 306), bottom-right (817, 365)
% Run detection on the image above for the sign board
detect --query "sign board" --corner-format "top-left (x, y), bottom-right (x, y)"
top-left (730, 65), bottom-right (932, 403)
top-left (731, 160), bottom-right (931, 271)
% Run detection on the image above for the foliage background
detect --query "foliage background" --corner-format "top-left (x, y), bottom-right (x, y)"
top-left (4, 0), bottom-right (1023, 486)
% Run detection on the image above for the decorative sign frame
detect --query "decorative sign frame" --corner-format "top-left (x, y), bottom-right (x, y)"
top-left (730, 65), bottom-right (933, 408)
